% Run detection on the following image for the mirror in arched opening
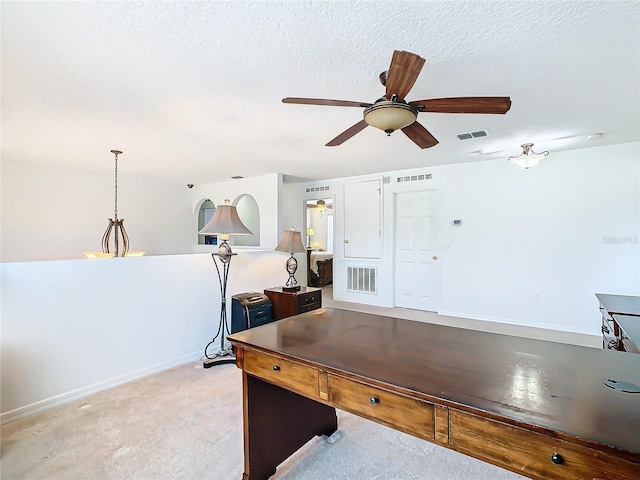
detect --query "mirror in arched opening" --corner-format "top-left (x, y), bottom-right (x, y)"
top-left (305, 198), bottom-right (334, 288)
top-left (232, 194), bottom-right (260, 247)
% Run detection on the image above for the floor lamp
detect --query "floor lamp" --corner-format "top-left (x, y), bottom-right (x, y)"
top-left (199, 199), bottom-right (252, 368)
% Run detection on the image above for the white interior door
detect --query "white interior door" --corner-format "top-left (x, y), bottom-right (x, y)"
top-left (344, 180), bottom-right (381, 258)
top-left (394, 190), bottom-right (441, 312)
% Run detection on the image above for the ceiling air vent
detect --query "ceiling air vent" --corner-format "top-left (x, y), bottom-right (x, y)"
top-left (456, 129), bottom-right (490, 140)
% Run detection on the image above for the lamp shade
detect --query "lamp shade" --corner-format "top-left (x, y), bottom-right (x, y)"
top-left (364, 101), bottom-right (417, 133)
top-left (199, 199), bottom-right (252, 239)
top-left (275, 229), bottom-right (306, 254)
top-left (306, 228), bottom-right (314, 236)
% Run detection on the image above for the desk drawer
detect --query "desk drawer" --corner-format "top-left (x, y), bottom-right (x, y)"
top-left (297, 291), bottom-right (321, 313)
top-left (449, 409), bottom-right (637, 480)
top-left (327, 374), bottom-right (434, 440)
top-left (243, 349), bottom-right (320, 399)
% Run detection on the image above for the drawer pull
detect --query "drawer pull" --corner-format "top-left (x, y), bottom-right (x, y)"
top-left (550, 452), bottom-right (564, 465)
top-left (369, 396), bottom-right (379, 405)
top-left (273, 365), bottom-right (280, 371)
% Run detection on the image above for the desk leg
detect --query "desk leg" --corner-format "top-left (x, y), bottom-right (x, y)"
top-left (241, 372), bottom-right (337, 480)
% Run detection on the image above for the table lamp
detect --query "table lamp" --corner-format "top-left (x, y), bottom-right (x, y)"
top-left (198, 199), bottom-right (252, 368)
top-left (306, 228), bottom-right (314, 248)
top-left (275, 228), bottom-right (306, 291)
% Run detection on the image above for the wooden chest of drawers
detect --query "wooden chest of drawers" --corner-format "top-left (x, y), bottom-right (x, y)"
top-left (263, 286), bottom-right (322, 320)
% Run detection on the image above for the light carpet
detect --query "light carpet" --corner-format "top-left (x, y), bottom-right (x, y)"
top-left (1, 362), bottom-right (526, 480)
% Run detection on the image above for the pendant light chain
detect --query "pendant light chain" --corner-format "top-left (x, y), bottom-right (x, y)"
top-left (113, 151), bottom-right (119, 221)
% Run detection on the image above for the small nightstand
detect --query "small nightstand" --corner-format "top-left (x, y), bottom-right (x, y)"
top-left (264, 286), bottom-right (322, 320)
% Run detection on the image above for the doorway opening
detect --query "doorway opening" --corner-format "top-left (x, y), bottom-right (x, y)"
top-left (305, 198), bottom-right (334, 294)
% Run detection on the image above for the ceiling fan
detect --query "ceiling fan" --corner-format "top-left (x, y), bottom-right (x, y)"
top-left (282, 50), bottom-right (512, 149)
top-left (306, 199), bottom-right (333, 210)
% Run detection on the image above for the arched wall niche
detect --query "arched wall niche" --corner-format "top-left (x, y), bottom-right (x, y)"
top-left (194, 195), bottom-right (260, 247)
top-left (195, 199), bottom-right (216, 245)
top-left (232, 194), bottom-right (260, 247)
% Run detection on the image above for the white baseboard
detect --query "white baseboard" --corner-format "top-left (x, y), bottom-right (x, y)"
top-left (1, 351), bottom-right (202, 425)
top-left (437, 310), bottom-right (600, 347)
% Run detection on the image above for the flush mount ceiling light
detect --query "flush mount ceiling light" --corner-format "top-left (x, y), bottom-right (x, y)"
top-left (508, 143), bottom-right (549, 169)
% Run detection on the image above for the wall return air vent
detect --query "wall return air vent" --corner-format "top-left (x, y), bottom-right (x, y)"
top-left (456, 129), bottom-right (490, 140)
top-left (396, 173), bottom-right (432, 183)
top-left (346, 266), bottom-right (377, 294)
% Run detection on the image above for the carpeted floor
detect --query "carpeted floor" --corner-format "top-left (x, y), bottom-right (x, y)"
top-left (1, 362), bottom-right (526, 480)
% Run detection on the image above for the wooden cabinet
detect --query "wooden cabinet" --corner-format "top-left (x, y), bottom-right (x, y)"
top-left (263, 286), bottom-right (322, 320)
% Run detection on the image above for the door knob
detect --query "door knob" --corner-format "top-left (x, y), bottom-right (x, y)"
top-left (432, 256), bottom-right (438, 260)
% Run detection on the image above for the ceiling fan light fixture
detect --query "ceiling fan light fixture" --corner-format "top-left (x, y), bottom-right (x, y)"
top-left (363, 101), bottom-right (417, 135)
top-left (508, 143), bottom-right (549, 169)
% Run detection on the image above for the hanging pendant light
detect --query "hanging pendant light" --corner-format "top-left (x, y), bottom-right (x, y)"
top-left (84, 150), bottom-right (145, 258)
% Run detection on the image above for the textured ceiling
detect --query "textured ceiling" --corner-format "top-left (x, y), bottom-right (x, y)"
top-left (2, 1), bottom-right (639, 185)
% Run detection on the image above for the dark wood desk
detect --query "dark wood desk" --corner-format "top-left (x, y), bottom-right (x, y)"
top-left (228, 308), bottom-right (640, 480)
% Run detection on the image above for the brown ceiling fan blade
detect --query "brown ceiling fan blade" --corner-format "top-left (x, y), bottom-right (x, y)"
top-left (326, 120), bottom-right (368, 146)
top-left (411, 97), bottom-right (512, 114)
top-left (401, 122), bottom-right (439, 149)
top-left (385, 50), bottom-right (426, 100)
top-left (282, 97), bottom-right (372, 108)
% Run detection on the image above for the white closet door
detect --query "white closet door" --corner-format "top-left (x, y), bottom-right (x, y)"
top-left (344, 180), bottom-right (381, 258)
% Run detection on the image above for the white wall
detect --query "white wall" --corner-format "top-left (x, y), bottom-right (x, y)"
top-left (283, 142), bottom-right (640, 337)
top-left (1, 251), bottom-right (285, 423)
top-left (434, 142), bottom-right (639, 334)
top-left (1, 160), bottom-right (194, 262)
